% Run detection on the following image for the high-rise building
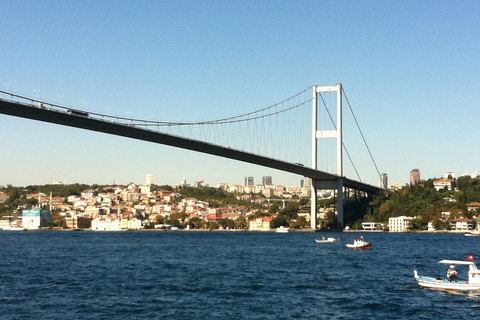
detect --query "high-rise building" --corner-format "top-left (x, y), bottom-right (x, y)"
top-left (379, 173), bottom-right (388, 189)
top-left (301, 178), bottom-right (311, 189)
top-left (245, 176), bottom-right (254, 186)
top-left (410, 169), bottom-right (421, 185)
top-left (262, 176), bottom-right (272, 186)
top-left (146, 174), bottom-right (154, 185)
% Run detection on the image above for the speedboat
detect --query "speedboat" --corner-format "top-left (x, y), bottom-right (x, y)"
top-left (345, 237), bottom-right (371, 249)
top-left (1, 226), bottom-right (27, 231)
top-left (315, 236), bottom-right (339, 243)
top-left (414, 258), bottom-right (480, 291)
top-left (465, 231), bottom-right (480, 236)
top-left (276, 226), bottom-right (290, 233)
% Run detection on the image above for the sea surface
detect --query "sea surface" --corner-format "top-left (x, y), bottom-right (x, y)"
top-left (1, 231), bottom-right (480, 319)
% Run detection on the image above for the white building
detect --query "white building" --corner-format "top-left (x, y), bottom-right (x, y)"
top-left (450, 218), bottom-right (474, 231)
top-left (120, 218), bottom-right (143, 230)
top-left (91, 216), bottom-right (122, 231)
top-left (433, 179), bottom-right (455, 191)
top-left (249, 217), bottom-right (272, 231)
top-left (388, 216), bottom-right (415, 232)
top-left (362, 222), bottom-right (384, 231)
top-left (22, 209), bottom-right (52, 229)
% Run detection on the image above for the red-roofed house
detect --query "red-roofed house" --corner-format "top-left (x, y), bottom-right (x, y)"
top-left (433, 179), bottom-right (455, 191)
top-left (450, 218), bottom-right (473, 231)
top-left (467, 202), bottom-right (480, 212)
top-left (249, 216), bottom-right (272, 231)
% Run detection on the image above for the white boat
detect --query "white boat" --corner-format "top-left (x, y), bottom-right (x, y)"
top-left (315, 236), bottom-right (339, 243)
top-left (465, 231), bottom-right (480, 236)
top-left (345, 236), bottom-right (371, 249)
top-left (414, 258), bottom-right (480, 291)
top-left (276, 226), bottom-right (290, 233)
top-left (1, 226), bottom-right (27, 231)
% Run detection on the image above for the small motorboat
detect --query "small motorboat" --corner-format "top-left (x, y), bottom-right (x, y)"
top-left (276, 226), bottom-right (290, 233)
top-left (315, 236), bottom-right (339, 243)
top-left (414, 257), bottom-right (480, 291)
top-left (465, 231), bottom-right (480, 236)
top-left (345, 236), bottom-right (371, 249)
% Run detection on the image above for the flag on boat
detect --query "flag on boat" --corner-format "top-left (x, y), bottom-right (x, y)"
top-left (467, 255), bottom-right (474, 260)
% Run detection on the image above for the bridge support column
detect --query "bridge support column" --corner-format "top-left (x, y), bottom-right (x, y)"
top-left (310, 179), bottom-right (317, 229)
top-left (336, 177), bottom-right (344, 228)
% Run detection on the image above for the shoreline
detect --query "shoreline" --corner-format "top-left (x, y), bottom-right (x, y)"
top-left (3, 228), bottom-right (472, 234)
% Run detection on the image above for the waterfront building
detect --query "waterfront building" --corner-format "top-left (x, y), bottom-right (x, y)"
top-left (121, 218), bottom-right (142, 230)
top-left (65, 216), bottom-right (92, 229)
top-left (450, 218), bottom-right (473, 231)
top-left (410, 169), bottom-right (421, 185)
top-left (249, 217), bottom-right (272, 231)
top-left (22, 209), bottom-right (52, 229)
top-left (91, 215), bottom-right (122, 231)
top-left (362, 222), bottom-right (384, 230)
top-left (388, 215), bottom-right (415, 232)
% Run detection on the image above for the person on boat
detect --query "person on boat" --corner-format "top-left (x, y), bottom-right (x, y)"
top-left (447, 265), bottom-right (458, 281)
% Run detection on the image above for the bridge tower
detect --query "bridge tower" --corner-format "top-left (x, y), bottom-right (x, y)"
top-left (310, 83), bottom-right (343, 230)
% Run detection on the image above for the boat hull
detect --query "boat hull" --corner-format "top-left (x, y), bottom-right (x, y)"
top-left (465, 232), bottom-right (480, 236)
top-left (346, 243), bottom-right (371, 249)
top-left (414, 273), bottom-right (480, 290)
top-left (315, 238), bottom-right (338, 243)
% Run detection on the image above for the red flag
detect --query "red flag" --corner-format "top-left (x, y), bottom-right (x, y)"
top-left (467, 255), bottom-right (474, 260)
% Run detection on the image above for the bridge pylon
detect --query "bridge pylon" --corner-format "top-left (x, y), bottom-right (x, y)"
top-left (310, 83), bottom-right (343, 230)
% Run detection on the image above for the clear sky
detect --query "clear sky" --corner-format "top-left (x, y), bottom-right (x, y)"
top-left (1, 1), bottom-right (479, 188)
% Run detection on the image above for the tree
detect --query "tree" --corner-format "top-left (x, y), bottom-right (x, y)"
top-left (188, 216), bottom-right (203, 229)
top-left (271, 214), bottom-right (288, 228)
top-left (269, 202), bottom-right (281, 214)
top-left (410, 218), bottom-right (428, 230)
top-left (207, 221), bottom-right (219, 229)
top-left (289, 216), bottom-right (309, 228)
top-left (236, 216), bottom-right (247, 229)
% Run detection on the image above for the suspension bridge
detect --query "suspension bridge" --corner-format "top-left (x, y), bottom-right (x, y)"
top-left (0, 83), bottom-right (382, 229)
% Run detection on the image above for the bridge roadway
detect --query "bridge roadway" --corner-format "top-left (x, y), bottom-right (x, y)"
top-left (0, 98), bottom-right (379, 194)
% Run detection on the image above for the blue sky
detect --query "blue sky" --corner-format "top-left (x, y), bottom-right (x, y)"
top-left (1, 1), bottom-right (479, 188)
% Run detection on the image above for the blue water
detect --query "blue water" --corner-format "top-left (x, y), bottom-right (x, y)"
top-left (1, 231), bottom-right (480, 319)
